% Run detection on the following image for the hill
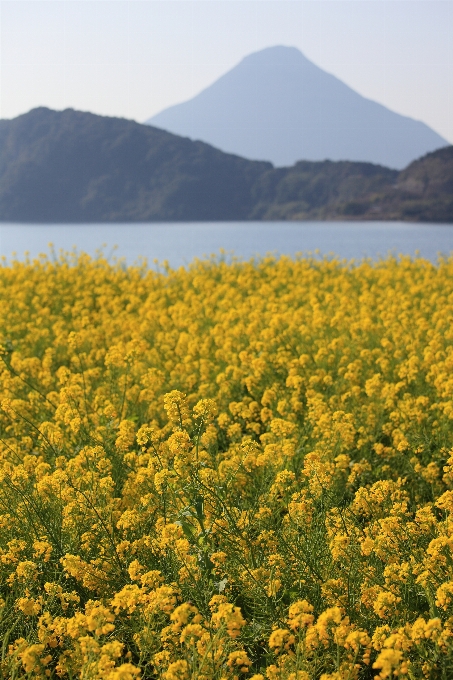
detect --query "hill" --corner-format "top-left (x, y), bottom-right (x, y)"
top-left (250, 147), bottom-right (453, 222)
top-left (0, 107), bottom-right (270, 222)
top-left (147, 45), bottom-right (448, 170)
top-left (0, 107), bottom-right (452, 223)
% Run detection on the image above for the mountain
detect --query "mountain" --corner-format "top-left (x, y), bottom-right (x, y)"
top-left (250, 147), bottom-right (453, 222)
top-left (249, 161), bottom-right (398, 220)
top-left (147, 46), bottom-right (448, 170)
top-left (0, 107), bottom-right (451, 223)
top-left (337, 146), bottom-right (453, 222)
top-left (0, 107), bottom-right (270, 222)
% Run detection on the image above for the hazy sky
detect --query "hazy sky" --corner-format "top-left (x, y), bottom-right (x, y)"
top-left (1, 0), bottom-right (452, 144)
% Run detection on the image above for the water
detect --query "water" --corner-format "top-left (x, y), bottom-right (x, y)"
top-left (1, 221), bottom-right (452, 267)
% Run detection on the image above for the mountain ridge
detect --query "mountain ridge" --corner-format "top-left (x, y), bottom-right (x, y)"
top-left (0, 107), bottom-right (271, 222)
top-left (0, 107), bottom-right (452, 223)
top-left (147, 45), bottom-right (447, 170)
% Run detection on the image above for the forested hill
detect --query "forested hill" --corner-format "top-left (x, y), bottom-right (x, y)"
top-left (0, 107), bottom-right (271, 222)
top-left (252, 147), bottom-right (453, 223)
top-left (0, 107), bottom-right (452, 223)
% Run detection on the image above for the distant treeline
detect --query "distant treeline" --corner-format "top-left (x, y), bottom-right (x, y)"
top-left (0, 107), bottom-right (452, 223)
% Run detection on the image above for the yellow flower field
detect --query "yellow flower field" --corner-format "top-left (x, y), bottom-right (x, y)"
top-left (0, 251), bottom-right (453, 679)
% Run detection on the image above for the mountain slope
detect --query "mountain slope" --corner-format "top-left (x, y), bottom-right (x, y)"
top-left (250, 147), bottom-right (453, 222)
top-left (147, 46), bottom-right (447, 170)
top-left (0, 107), bottom-right (271, 222)
top-left (342, 146), bottom-right (453, 222)
top-left (0, 107), bottom-right (451, 223)
top-left (249, 160), bottom-right (398, 220)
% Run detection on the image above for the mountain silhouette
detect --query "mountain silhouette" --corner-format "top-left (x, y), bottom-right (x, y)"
top-left (147, 46), bottom-right (447, 170)
top-left (0, 107), bottom-right (451, 223)
top-left (0, 107), bottom-right (270, 222)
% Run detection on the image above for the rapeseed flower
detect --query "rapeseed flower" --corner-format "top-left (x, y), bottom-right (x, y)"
top-left (0, 251), bottom-right (453, 677)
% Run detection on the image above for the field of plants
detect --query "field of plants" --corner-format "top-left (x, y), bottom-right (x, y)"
top-left (0, 251), bottom-right (452, 679)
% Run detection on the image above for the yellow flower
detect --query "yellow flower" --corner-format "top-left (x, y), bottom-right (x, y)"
top-left (19, 643), bottom-right (52, 674)
top-left (210, 551), bottom-right (228, 567)
top-left (373, 649), bottom-right (407, 679)
top-left (16, 596), bottom-right (42, 616)
top-left (227, 649), bottom-right (252, 672)
top-left (193, 398), bottom-right (217, 421)
top-left (211, 601), bottom-right (246, 639)
top-left (435, 581), bottom-right (453, 610)
top-left (105, 663), bottom-right (141, 679)
top-left (167, 430), bottom-right (191, 455)
top-left (116, 420), bottom-right (136, 452)
top-left (163, 391), bottom-right (189, 425)
top-left (373, 592), bottom-right (402, 619)
top-left (287, 600), bottom-right (314, 630)
top-left (162, 659), bottom-right (189, 680)
top-left (1, 252), bottom-right (453, 678)
top-left (268, 628), bottom-right (295, 654)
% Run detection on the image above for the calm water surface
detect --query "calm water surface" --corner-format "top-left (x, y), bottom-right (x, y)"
top-left (1, 222), bottom-right (452, 267)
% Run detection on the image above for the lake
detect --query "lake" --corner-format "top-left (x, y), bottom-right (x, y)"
top-left (1, 221), bottom-right (452, 267)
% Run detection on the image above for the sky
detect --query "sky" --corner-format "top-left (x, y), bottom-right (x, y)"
top-left (1, 0), bottom-right (452, 144)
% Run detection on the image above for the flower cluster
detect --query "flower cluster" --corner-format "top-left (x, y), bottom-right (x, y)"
top-left (0, 250), bottom-right (453, 677)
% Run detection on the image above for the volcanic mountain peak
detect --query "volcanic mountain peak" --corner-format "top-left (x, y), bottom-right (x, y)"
top-left (147, 45), bottom-right (447, 169)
